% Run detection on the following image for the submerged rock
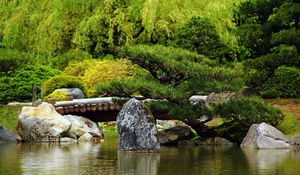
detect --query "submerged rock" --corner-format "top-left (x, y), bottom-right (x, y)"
top-left (241, 122), bottom-right (291, 149)
top-left (0, 125), bottom-right (21, 142)
top-left (117, 98), bottom-right (160, 152)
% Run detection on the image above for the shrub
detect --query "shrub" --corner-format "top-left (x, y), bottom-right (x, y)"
top-left (0, 49), bottom-right (35, 72)
top-left (212, 96), bottom-right (284, 143)
top-left (42, 75), bottom-right (88, 98)
top-left (172, 17), bottom-right (235, 61)
top-left (44, 90), bottom-right (69, 101)
top-left (260, 66), bottom-right (300, 98)
top-left (64, 58), bottom-right (135, 95)
top-left (0, 65), bottom-right (61, 103)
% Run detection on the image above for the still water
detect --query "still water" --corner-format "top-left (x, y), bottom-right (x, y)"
top-left (1, 132), bottom-right (300, 175)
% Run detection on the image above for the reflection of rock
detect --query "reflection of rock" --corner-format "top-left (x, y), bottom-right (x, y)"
top-left (241, 123), bottom-right (291, 149)
top-left (0, 125), bottom-right (21, 142)
top-left (17, 103), bottom-right (102, 142)
top-left (117, 98), bottom-right (159, 151)
top-left (195, 137), bottom-right (233, 146)
top-left (242, 148), bottom-right (291, 173)
top-left (118, 152), bottom-right (160, 175)
top-left (157, 120), bottom-right (196, 145)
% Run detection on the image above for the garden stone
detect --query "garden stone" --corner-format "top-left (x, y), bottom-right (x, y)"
top-left (56, 88), bottom-right (84, 99)
top-left (78, 133), bottom-right (93, 142)
top-left (288, 135), bottom-right (300, 146)
top-left (195, 137), bottom-right (233, 146)
top-left (117, 98), bottom-right (159, 152)
top-left (0, 125), bottom-right (21, 142)
top-left (157, 120), bottom-right (196, 145)
top-left (62, 115), bottom-right (103, 138)
top-left (241, 122), bottom-right (291, 149)
top-left (17, 103), bottom-right (71, 142)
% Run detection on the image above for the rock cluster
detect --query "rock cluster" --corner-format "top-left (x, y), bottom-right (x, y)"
top-left (117, 98), bottom-right (160, 152)
top-left (17, 103), bottom-right (102, 142)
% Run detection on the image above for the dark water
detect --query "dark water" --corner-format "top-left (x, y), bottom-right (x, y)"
top-left (1, 132), bottom-right (300, 175)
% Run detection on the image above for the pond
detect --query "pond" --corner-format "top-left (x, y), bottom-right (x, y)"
top-left (0, 132), bottom-right (300, 175)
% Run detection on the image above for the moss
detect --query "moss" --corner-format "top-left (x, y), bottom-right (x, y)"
top-left (0, 105), bottom-right (21, 131)
top-left (277, 113), bottom-right (300, 137)
top-left (44, 90), bottom-right (69, 101)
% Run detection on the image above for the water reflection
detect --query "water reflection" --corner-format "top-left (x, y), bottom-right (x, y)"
top-left (0, 140), bottom-right (300, 175)
top-left (118, 152), bottom-right (160, 175)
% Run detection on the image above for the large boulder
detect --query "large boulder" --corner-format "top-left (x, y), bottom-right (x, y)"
top-left (288, 135), bottom-right (300, 146)
top-left (117, 98), bottom-right (160, 152)
top-left (17, 103), bottom-right (102, 142)
top-left (0, 125), bottom-right (21, 142)
top-left (241, 122), bottom-right (291, 149)
top-left (56, 88), bottom-right (84, 99)
top-left (157, 120), bottom-right (196, 145)
top-left (17, 103), bottom-right (71, 142)
top-left (62, 115), bottom-right (103, 138)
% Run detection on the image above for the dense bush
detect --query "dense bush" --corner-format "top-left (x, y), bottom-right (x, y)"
top-left (212, 96), bottom-right (284, 143)
top-left (64, 58), bottom-right (134, 89)
top-left (0, 65), bottom-right (61, 103)
top-left (172, 17), bottom-right (235, 61)
top-left (0, 49), bottom-right (35, 72)
top-left (42, 75), bottom-right (88, 98)
top-left (260, 66), bottom-right (300, 98)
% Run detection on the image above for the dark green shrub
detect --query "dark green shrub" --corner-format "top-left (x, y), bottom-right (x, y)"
top-left (260, 66), bottom-right (300, 98)
top-left (0, 65), bottom-right (61, 103)
top-left (0, 49), bottom-right (35, 72)
top-left (42, 75), bottom-right (88, 98)
top-left (212, 96), bottom-right (284, 143)
top-left (172, 17), bottom-right (235, 61)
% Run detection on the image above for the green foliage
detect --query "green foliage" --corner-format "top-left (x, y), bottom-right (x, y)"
top-left (64, 58), bottom-right (135, 95)
top-left (44, 90), bottom-right (69, 101)
top-left (0, 65), bottom-right (61, 103)
top-left (212, 96), bottom-right (284, 143)
top-left (172, 17), bottom-right (235, 61)
top-left (260, 66), bottom-right (300, 98)
top-left (277, 113), bottom-right (300, 137)
top-left (42, 75), bottom-right (87, 98)
top-left (0, 49), bottom-right (35, 72)
top-left (0, 105), bottom-right (20, 131)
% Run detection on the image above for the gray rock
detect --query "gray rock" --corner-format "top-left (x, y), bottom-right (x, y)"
top-left (157, 120), bottom-right (196, 145)
top-left (60, 137), bottom-right (77, 142)
top-left (17, 103), bottom-right (72, 142)
top-left (117, 98), bottom-right (159, 152)
top-left (0, 125), bottom-right (21, 142)
top-left (56, 88), bottom-right (84, 99)
top-left (78, 133), bottom-right (93, 142)
top-left (195, 137), bottom-right (233, 146)
top-left (241, 122), bottom-right (291, 149)
top-left (288, 135), bottom-right (300, 146)
top-left (62, 115), bottom-right (103, 138)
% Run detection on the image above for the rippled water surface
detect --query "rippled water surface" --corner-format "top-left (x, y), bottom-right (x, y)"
top-left (1, 132), bottom-right (300, 175)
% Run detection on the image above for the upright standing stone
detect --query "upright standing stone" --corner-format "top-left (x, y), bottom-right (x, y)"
top-left (117, 98), bottom-right (160, 152)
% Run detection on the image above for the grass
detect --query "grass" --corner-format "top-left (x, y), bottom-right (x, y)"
top-left (0, 105), bottom-right (21, 131)
top-left (266, 98), bottom-right (300, 137)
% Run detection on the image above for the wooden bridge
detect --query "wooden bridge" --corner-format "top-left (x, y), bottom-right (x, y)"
top-left (53, 96), bottom-right (208, 122)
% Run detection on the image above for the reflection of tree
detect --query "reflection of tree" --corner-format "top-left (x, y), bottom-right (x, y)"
top-left (0, 144), bottom-right (23, 175)
top-left (118, 152), bottom-right (160, 175)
